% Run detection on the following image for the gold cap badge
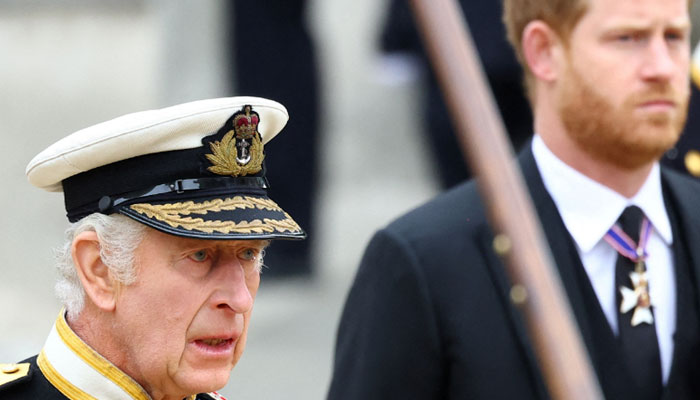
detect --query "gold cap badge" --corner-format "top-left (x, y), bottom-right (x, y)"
top-left (206, 105), bottom-right (265, 177)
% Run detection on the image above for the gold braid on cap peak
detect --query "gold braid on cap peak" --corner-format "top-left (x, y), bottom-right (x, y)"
top-left (129, 196), bottom-right (301, 234)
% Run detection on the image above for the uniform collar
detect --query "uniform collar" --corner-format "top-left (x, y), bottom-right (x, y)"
top-left (532, 135), bottom-right (673, 253)
top-left (38, 309), bottom-right (199, 400)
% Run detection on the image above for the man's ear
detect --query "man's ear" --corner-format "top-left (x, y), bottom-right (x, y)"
top-left (522, 20), bottom-right (563, 82)
top-left (72, 231), bottom-right (117, 311)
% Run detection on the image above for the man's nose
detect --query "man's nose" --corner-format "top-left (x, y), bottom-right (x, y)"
top-left (640, 36), bottom-right (678, 82)
top-left (211, 257), bottom-right (254, 314)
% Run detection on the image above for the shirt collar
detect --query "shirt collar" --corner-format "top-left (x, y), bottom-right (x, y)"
top-left (532, 134), bottom-right (673, 253)
top-left (38, 309), bottom-right (152, 400)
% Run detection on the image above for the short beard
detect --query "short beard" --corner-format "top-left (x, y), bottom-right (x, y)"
top-left (558, 64), bottom-right (688, 170)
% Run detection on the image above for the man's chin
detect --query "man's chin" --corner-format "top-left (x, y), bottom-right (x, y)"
top-left (586, 136), bottom-right (677, 170)
top-left (626, 125), bottom-right (682, 165)
top-left (173, 367), bottom-right (233, 396)
top-left (569, 112), bottom-right (682, 170)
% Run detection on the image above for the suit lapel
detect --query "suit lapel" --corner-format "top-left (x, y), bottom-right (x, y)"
top-left (477, 226), bottom-right (550, 399)
top-left (478, 146), bottom-right (599, 398)
top-left (520, 149), bottom-right (640, 398)
top-left (515, 148), bottom-right (599, 354)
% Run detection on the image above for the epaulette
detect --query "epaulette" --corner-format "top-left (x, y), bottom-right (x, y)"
top-left (197, 391), bottom-right (228, 400)
top-left (0, 363), bottom-right (31, 387)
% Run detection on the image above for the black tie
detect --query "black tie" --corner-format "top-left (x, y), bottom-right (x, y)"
top-left (614, 206), bottom-right (662, 399)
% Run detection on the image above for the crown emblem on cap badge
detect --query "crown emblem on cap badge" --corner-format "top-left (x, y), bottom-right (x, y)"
top-left (206, 105), bottom-right (264, 176)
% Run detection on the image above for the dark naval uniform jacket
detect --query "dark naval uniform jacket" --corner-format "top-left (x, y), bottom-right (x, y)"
top-left (328, 147), bottom-right (700, 399)
top-left (0, 311), bottom-right (227, 400)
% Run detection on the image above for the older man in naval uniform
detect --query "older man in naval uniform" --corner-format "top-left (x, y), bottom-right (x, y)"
top-left (0, 97), bottom-right (305, 399)
top-left (329, 0), bottom-right (700, 398)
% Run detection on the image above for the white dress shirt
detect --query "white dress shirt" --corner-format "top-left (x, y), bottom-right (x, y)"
top-left (531, 135), bottom-right (676, 383)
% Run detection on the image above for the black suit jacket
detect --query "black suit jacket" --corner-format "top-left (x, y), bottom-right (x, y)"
top-left (328, 148), bottom-right (700, 399)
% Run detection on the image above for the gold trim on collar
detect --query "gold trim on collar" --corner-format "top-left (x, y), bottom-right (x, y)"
top-left (54, 312), bottom-right (151, 400)
top-left (129, 196), bottom-right (302, 234)
top-left (37, 350), bottom-right (98, 400)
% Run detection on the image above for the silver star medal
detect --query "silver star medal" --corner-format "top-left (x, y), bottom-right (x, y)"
top-left (619, 270), bottom-right (654, 326)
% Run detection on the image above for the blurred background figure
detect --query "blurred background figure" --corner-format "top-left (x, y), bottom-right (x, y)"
top-left (665, 80), bottom-right (700, 178)
top-left (377, 0), bottom-right (532, 188)
top-left (229, 0), bottom-right (320, 278)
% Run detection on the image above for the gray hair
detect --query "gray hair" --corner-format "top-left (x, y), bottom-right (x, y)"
top-left (55, 213), bottom-right (146, 320)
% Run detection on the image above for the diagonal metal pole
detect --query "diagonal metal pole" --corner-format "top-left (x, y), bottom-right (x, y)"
top-left (407, 0), bottom-right (604, 398)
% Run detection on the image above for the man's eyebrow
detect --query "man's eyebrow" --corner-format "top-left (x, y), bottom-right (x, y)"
top-left (600, 16), bottom-right (690, 32)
